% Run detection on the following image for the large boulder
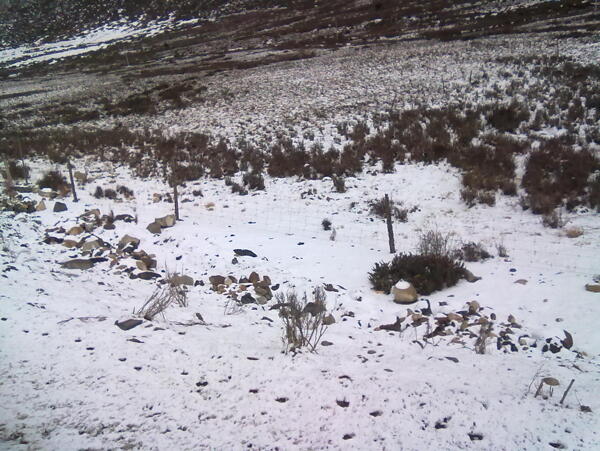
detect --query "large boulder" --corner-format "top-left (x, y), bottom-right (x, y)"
top-left (81, 239), bottom-right (102, 252)
top-left (391, 280), bottom-right (418, 304)
top-left (67, 226), bottom-right (84, 235)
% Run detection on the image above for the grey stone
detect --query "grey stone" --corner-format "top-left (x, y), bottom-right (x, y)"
top-left (60, 259), bottom-right (95, 270)
top-left (53, 202), bottom-right (68, 212)
top-left (115, 319), bottom-right (143, 331)
top-left (146, 221), bottom-right (162, 234)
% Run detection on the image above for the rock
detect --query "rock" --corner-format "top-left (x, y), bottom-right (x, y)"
top-left (35, 200), bottom-right (46, 211)
top-left (323, 314), bottom-right (336, 325)
top-left (205, 202), bottom-right (215, 210)
top-left (241, 293), bottom-right (256, 304)
top-left (140, 256), bottom-right (156, 270)
top-left (60, 259), bottom-right (95, 270)
top-left (44, 235), bottom-right (63, 244)
top-left (67, 226), bottom-right (84, 235)
top-left (115, 319), bottom-right (143, 331)
top-left (103, 222), bottom-right (116, 230)
top-left (156, 214), bottom-right (176, 228)
top-left (171, 274), bottom-right (194, 286)
top-left (391, 280), bottom-right (418, 304)
top-left (234, 248), bottom-right (257, 257)
top-left (118, 235), bottom-right (140, 250)
top-left (146, 221), bottom-right (162, 234)
top-left (137, 272), bottom-right (161, 280)
top-left (463, 269), bottom-right (481, 283)
top-left (209, 275), bottom-right (225, 287)
top-left (585, 284), bottom-right (600, 293)
top-left (303, 301), bottom-right (326, 316)
top-left (114, 214), bottom-right (134, 223)
top-left (564, 227), bottom-right (583, 238)
top-left (80, 209), bottom-right (101, 219)
top-left (323, 283), bottom-right (339, 292)
top-left (62, 239), bottom-right (80, 248)
top-left (81, 239), bottom-right (101, 252)
top-left (248, 271), bottom-right (260, 284)
top-left (53, 202), bottom-right (68, 212)
top-left (263, 275), bottom-right (272, 286)
top-left (254, 285), bottom-right (272, 300)
top-left (224, 276), bottom-right (234, 286)
top-left (321, 340), bottom-right (333, 346)
top-left (256, 296), bottom-right (268, 305)
top-left (136, 260), bottom-right (147, 271)
top-left (514, 279), bottom-right (528, 285)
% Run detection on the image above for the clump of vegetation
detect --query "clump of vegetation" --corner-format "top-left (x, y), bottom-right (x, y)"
top-left (457, 242), bottom-right (491, 262)
top-left (322, 218), bottom-right (332, 231)
top-left (6, 161), bottom-right (30, 180)
top-left (369, 253), bottom-right (465, 295)
top-left (37, 170), bottom-right (67, 191)
top-left (242, 171), bottom-right (265, 191)
top-left (369, 196), bottom-right (407, 222)
top-left (277, 287), bottom-right (329, 353)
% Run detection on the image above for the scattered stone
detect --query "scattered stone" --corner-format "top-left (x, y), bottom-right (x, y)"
top-left (67, 226), bottom-right (84, 235)
top-left (53, 202), bottom-right (68, 212)
top-left (115, 319), bottom-right (143, 330)
top-left (323, 283), bottom-right (338, 292)
top-left (392, 280), bottom-right (418, 304)
top-left (62, 239), bottom-right (79, 248)
top-left (241, 293), bottom-right (256, 304)
top-left (342, 433), bottom-right (355, 440)
top-left (248, 271), bottom-right (260, 284)
top-left (137, 272), bottom-right (161, 280)
top-left (275, 397), bottom-right (288, 403)
top-left (114, 214), bottom-right (134, 223)
top-left (254, 285), bottom-right (272, 300)
top-left (118, 235), bottom-right (140, 250)
top-left (234, 249), bottom-right (257, 257)
top-left (170, 274), bottom-right (194, 286)
top-left (369, 410), bottom-right (383, 417)
top-left (585, 284), bottom-right (600, 293)
top-left (35, 200), bottom-right (46, 211)
top-left (209, 275), bottom-right (225, 286)
top-left (321, 340), bottom-right (333, 346)
top-left (146, 221), bottom-right (162, 234)
top-left (231, 257), bottom-right (239, 265)
top-left (514, 279), bottom-right (528, 285)
top-left (323, 314), bottom-right (336, 325)
top-left (60, 259), bottom-right (95, 270)
top-left (127, 338), bottom-right (144, 343)
top-left (156, 214), bottom-right (176, 228)
top-left (261, 316), bottom-right (273, 322)
top-left (468, 433), bottom-right (484, 441)
top-left (463, 269), bottom-right (481, 283)
top-left (336, 399), bottom-right (350, 408)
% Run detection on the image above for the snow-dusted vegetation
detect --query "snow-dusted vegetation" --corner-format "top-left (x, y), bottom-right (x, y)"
top-left (1, 1), bottom-right (599, 449)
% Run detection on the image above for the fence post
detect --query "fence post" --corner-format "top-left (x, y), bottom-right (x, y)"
top-left (385, 194), bottom-right (395, 254)
top-left (67, 159), bottom-right (78, 202)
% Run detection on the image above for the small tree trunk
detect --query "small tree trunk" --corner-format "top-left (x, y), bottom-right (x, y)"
top-left (560, 379), bottom-right (575, 405)
top-left (385, 194), bottom-right (395, 254)
top-left (67, 160), bottom-right (78, 202)
top-left (173, 183), bottom-right (179, 220)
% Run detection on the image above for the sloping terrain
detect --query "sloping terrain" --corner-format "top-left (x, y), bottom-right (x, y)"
top-left (1, 1), bottom-right (600, 450)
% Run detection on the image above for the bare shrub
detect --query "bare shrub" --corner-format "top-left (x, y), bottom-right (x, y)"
top-left (542, 209), bottom-right (565, 229)
top-left (332, 176), bottom-right (346, 193)
top-left (278, 287), bottom-right (329, 353)
top-left (458, 242), bottom-right (491, 262)
top-left (135, 281), bottom-right (188, 321)
top-left (417, 229), bottom-right (457, 258)
top-left (369, 196), bottom-right (406, 221)
top-left (242, 171), bottom-right (265, 191)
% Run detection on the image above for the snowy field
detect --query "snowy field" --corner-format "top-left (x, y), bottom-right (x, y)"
top-left (1, 155), bottom-right (599, 450)
top-left (1, 5), bottom-right (600, 449)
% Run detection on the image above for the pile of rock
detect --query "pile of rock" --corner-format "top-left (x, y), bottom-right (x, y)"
top-left (209, 271), bottom-right (275, 305)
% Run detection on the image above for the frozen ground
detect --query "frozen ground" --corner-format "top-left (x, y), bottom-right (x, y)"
top-left (0, 157), bottom-right (599, 450)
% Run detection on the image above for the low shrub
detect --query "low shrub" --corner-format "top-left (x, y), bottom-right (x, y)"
top-left (416, 229), bottom-right (457, 258)
top-left (117, 185), bottom-right (134, 198)
top-left (369, 196), bottom-right (405, 221)
top-left (332, 176), bottom-right (346, 193)
top-left (7, 161), bottom-right (30, 180)
top-left (542, 209), bottom-right (565, 229)
top-left (369, 253), bottom-right (465, 295)
top-left (458, 242), bottom-right (491, 262)
top-left (37, 170), bottom-right (67, 191)
top-left (94, 186), bottom-right (104, 198)
top-left (277, 287), bottom-right (329, 353)
top-left (242, 171), bottom-right (265, 191)
top-left (322, 218), bottom-right (332, 231)
top-left (104, 188), bottom-right (117, 200)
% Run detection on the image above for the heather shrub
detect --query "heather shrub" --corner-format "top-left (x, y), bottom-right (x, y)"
top-left (7, 161), bottom-right (30, 180)
top-left (37, 170), bottom-right (67, 191)
top-left (242, 171), bottom-right (265, 191)
top-left (369, 253), bottom-right (465, 295)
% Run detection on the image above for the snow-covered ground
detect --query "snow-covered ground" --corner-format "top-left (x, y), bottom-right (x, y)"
top-left (1, 157), bottom-right (599, 449)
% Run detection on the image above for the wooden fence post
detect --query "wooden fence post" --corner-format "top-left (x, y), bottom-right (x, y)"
top-left (385, 194), bottom-right (395, 254)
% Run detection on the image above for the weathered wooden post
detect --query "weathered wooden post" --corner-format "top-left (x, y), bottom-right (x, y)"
top-left (67, 159), bottom-right (78, 202)
top-left (385, 194), bottom-right (395, 254)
